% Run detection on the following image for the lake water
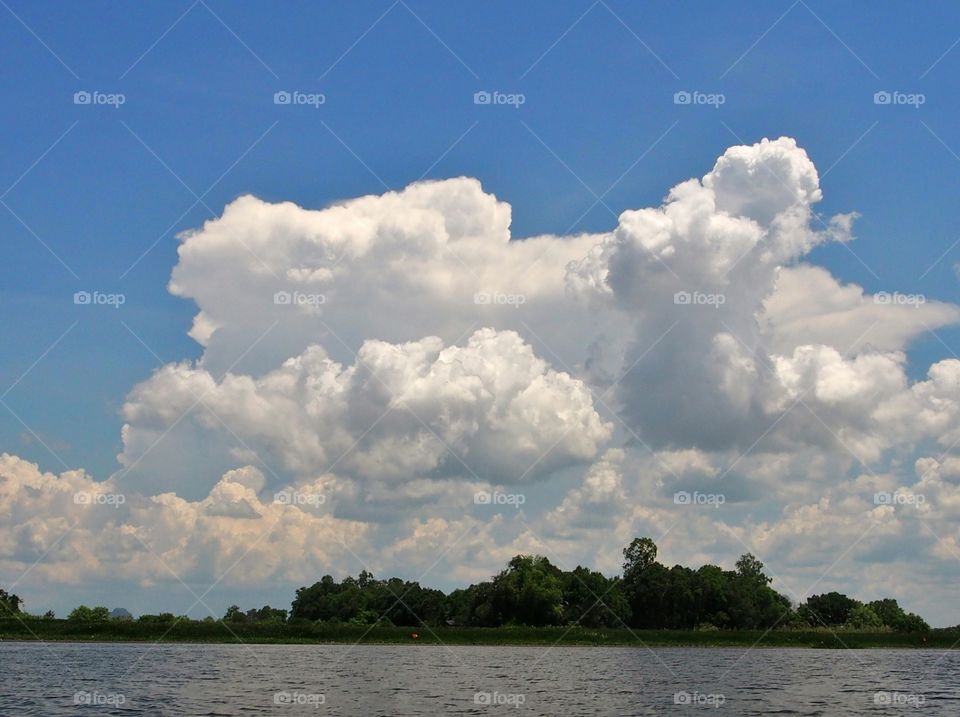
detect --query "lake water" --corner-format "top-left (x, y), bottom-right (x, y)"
top-left (2, 642), bottom-right (958, 715)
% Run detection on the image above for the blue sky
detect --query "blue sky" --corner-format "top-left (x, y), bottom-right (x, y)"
top-left (3, 1), bottom-right (960, 620)
top-left (0, 2), bottom-right (960, 482)
top-left (2, 1), bottom-right (958, 477)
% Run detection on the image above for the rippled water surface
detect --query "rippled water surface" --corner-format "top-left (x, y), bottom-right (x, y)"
top-left (2, 642), bottom-right (958, 715)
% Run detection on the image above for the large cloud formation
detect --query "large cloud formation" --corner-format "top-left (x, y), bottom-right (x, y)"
top-left (120, 328), bottom-right (611, 496)
top-left (5, 137), bottom-right (960, 623)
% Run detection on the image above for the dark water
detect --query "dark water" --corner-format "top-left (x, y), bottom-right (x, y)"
top-left (2, 642), bottom-right (958, 715)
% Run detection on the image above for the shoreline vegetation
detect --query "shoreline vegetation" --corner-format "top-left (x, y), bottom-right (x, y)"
top-left (3, 537), bottom-right (951, 649)
top-left (1, 620), bottom-right (958, 649)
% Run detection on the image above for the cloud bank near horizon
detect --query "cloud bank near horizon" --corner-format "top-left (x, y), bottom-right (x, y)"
top-left (4, 137), bottom-right (960, 624)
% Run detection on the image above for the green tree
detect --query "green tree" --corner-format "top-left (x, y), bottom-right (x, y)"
top-left (725, 556), bottom-right (789, 629)
top-left (488, 555), bottom-right (564, 626)
top-left (695, 565), bottom-right (730, 628)
top-left (245, 606), bottom-right (288, 623)
top-left (445, 582), bottom-right (499, 627)
top-left (291, 575), bottom-right (340, 622)
top-left (622, 538), bottom-right (658, 580)
top-left (0, 588), bottom-right (22, 616)
top-left (865, 598), bottom-right (930, 632)
top-left (621, 537), bottom-right (671, 629)
top-left (68, 605), bottom-right (109, 623)
top-left (896, 612), bottom-right (930, 633)
top-left (846, 604), bottom-right (883, 630)
top-left (735, 554), bottom-right (771, 585)
top-left (866, 598), bottom-right (904, 627)
top-left (291, 572), bottom-right (446, 626)
top-left (560, 566), bottom-right (630, 628)
top-left (625, 562), bottom-right (672, 629)
top-left (348, 608), bottom-right (385, 625)
top-left (224, 605), bottom-right (247, 623)
top-left (802, 592), bottom-right (857, 626)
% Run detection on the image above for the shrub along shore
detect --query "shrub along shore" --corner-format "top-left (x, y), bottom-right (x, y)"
top-left (0, 619), bottom-right (956, 648)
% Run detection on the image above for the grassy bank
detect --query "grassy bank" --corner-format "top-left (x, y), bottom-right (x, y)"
top-left (1, 619), bottom-right (956, 648)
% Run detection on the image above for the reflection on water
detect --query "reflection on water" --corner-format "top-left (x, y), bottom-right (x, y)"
top-left (3, 642), bottom-right (959, 715)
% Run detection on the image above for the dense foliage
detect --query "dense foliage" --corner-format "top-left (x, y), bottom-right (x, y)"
top-left (4, 538), bottom-right (931, 633)
top-left (67, 605), bottom-right (110, 622)
top-left (0, 617), bottom-right (954, 648)
top-left (0, 588), bottom-right (22, 616)
top-left (224, 605), bottom-right (289, 624)
top-left (288, 538), bottom-right (930, 632)
top-left (799, 593), bottom-right (929, 632)
top-left (290, 570), bottom-right (446, 625)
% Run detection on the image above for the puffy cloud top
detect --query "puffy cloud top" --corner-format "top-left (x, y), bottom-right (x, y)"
top-left (119, 329), bottom-right (611, 494)
top-left (704, 136), bottom-right (822, 225)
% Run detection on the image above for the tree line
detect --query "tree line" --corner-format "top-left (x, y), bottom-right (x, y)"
top-left (1, 538), bottom-right (932, 632)
top-left (287, 538), bottom-right (930, 632)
